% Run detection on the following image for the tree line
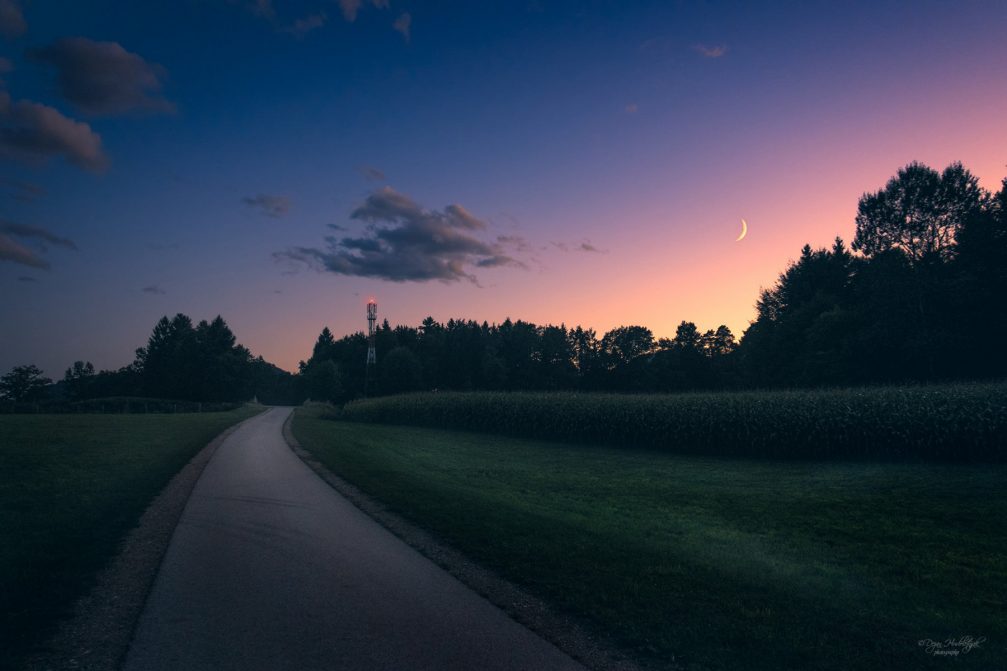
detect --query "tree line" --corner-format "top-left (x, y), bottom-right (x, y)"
top-left (3, 161), bottom-right (1005, 406)
top-left (301, 161), bottom-right (1007, 401)
top-left (1, 315), bottom-right (299, 406)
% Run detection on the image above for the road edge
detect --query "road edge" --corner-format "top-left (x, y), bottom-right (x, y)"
top-left (24, 406), bottom-right (269, 671)
top-left (282, 409), bottom-right (651, 671)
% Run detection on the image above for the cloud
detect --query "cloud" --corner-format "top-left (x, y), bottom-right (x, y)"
top-left (1, 221), bottom-right (77, 249)
top-left (393, 12), bottom-right (411, 43)
top-left (250, 0), bottom-right (274, 19)
top-left (235, 0), bottom-right (388, 36)
top-left (0, 232), bottom-right (45, 267)
top-left (338, 0), bottom-right (361, 21)
top-left (0, 221), bottom-right (76, 268)
top-left (275, 186), bottom-right (528, 283)
top-left (0, 178), bottom-right (44, 202)
top-left (624, 103), bottom-right (638, 114)
top-left (476, 254), bottom-right (524, 269)
top-left (0, 0), bottom-right (25, 39)
top-left (549, 239), bottom-right (605, 253)
top-left (359, 165), bottom-right (386, 181)
top-left (693, 44), bottom-right (728, 58)
top-left (243, 193), bottom-right (291, 218)
top-left (285, 12), bottom-right (327, 37)
top-left (338, 0), bottom-right (387, 22)
top-left (0, 92), bottom-right (107, 170)
top-left (496, 234), bottom-right (532, 253)
top-left (141, 285), bottom-right (165, 295)
top-left (0, 221), bottom-right (75, 270)
top-left (28, 38), bottom-right (175, 116)
top-left (17, 275), bottom-right (36, 282)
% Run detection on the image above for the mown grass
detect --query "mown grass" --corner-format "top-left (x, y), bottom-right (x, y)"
top-left (0, 406), bottom-right (262, 669)
top-left (339, 382), bottom-right (1007, 461)
top-left (293, 408), bottom-right (1006, 671)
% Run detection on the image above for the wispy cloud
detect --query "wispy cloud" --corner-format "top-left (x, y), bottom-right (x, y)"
top-left (0, 233), bottom-right (45, 267)
top-left (0, 91), bottom-right (107, 170)
top-left (243, 193), bottom-right (291, 218)
top-left (284, 12), bottom-right (327, 37)
top-left (234, 0), bottom-right (391, 36)
top-left (275, 186), bottom-right (528, 283)
top-left (338, 0), bottom-right (388, 22)
top-left (693, 44), bottom-right (728, 58)
top-left (0, 0), bottom-right (26, 39)
top-left (141, 285), bottom-right (165, 295)
top-left (359, 165), bottom-right (386, 181)
top-left (0, 221), bottom-right (76, 268)
top-left (0, 178), bottom-right (44, 202)
top-left (393, 12), bottom-right (411, 43)
top-left (1, 222), bottom-right (76, 249)
top-left (549, 239), bottom-right (605, 254)
top-left (338, 0), bottom-right (361, 21)
top-left (17, 275), bottom-right (37, 282)
top-left (28, 38), bottom-right (175, 116)
top-left (624, 103), bottom-right (638, 114)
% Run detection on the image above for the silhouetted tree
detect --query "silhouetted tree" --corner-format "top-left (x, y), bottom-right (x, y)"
top-left (703, 325), bottom-right (737, 358)
top-left (853, 162), bottom-right (986, 264)
top-left (131, 314), bottom-right (272, 402)
top-left (304, 359), bottom-right (345, 404)
top-left (740, 239), bottom-right (855, 386)
top-left (380, 346), bottom-right (423, 394)
top-left (312, 327), bottom-right (336, 362)
top-left (601, 326), bottom-right (654, 368)
top-left (0, 365), bottom-right (52, 402)
top-left (63, 361), bottom-right (95, 400)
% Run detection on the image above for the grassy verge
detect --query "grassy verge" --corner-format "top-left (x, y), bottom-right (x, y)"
top-left (339, 383), bottom-right (1007, 461)
top-left (293, 407), bottom-right (1006, 671)
top-left (0, 405), bottom-right (262, 669)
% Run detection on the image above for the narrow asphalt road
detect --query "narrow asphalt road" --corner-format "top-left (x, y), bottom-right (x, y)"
top-left (123, 407), bottom-right (585, 671)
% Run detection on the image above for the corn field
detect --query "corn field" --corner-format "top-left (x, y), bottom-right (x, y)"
top-left (339, 382), bottom-right (1007, 461)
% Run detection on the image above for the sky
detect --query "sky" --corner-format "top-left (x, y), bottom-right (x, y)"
top-left (1, 0), bottom-right (1005, 376)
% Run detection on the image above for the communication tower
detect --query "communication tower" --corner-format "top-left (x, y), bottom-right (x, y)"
top-left (366, 300), bottom-right (377, 365)
top-left (365, 299), bottom-right (377, 395)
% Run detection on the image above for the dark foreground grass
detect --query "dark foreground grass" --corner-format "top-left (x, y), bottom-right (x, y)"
top-left (0, 406), bottom-right (261, 669)
top-left (293, 408), bottom-right (1006, 671)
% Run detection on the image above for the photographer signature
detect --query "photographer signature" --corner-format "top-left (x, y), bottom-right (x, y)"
top-left (918, 636), bottom-right (986, 656)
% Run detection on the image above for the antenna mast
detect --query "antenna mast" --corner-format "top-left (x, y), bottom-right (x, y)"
top-left (365, 299), bottom-right (377, 395)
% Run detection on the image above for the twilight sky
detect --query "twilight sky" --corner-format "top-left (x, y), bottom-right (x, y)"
top-left (2, 0), bottom-right (1005, 376)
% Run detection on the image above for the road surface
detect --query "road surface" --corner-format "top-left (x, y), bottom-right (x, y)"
top-left (123, 407), bottom-right (584, 671)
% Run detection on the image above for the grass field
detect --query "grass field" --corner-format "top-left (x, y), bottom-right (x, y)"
top-left (339, 383), bottom-right (1007, 461)
top-left (293, 407), bottom-right (1006, 670)
top-left (0, 406), bottom-right (262, 669)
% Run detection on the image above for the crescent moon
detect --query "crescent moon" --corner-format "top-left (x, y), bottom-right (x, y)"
top-left (736, 218), bottom-right (748, 242)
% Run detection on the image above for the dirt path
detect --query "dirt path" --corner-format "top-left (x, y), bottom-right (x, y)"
top-left (122, 407), bottom-right (585, 671)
